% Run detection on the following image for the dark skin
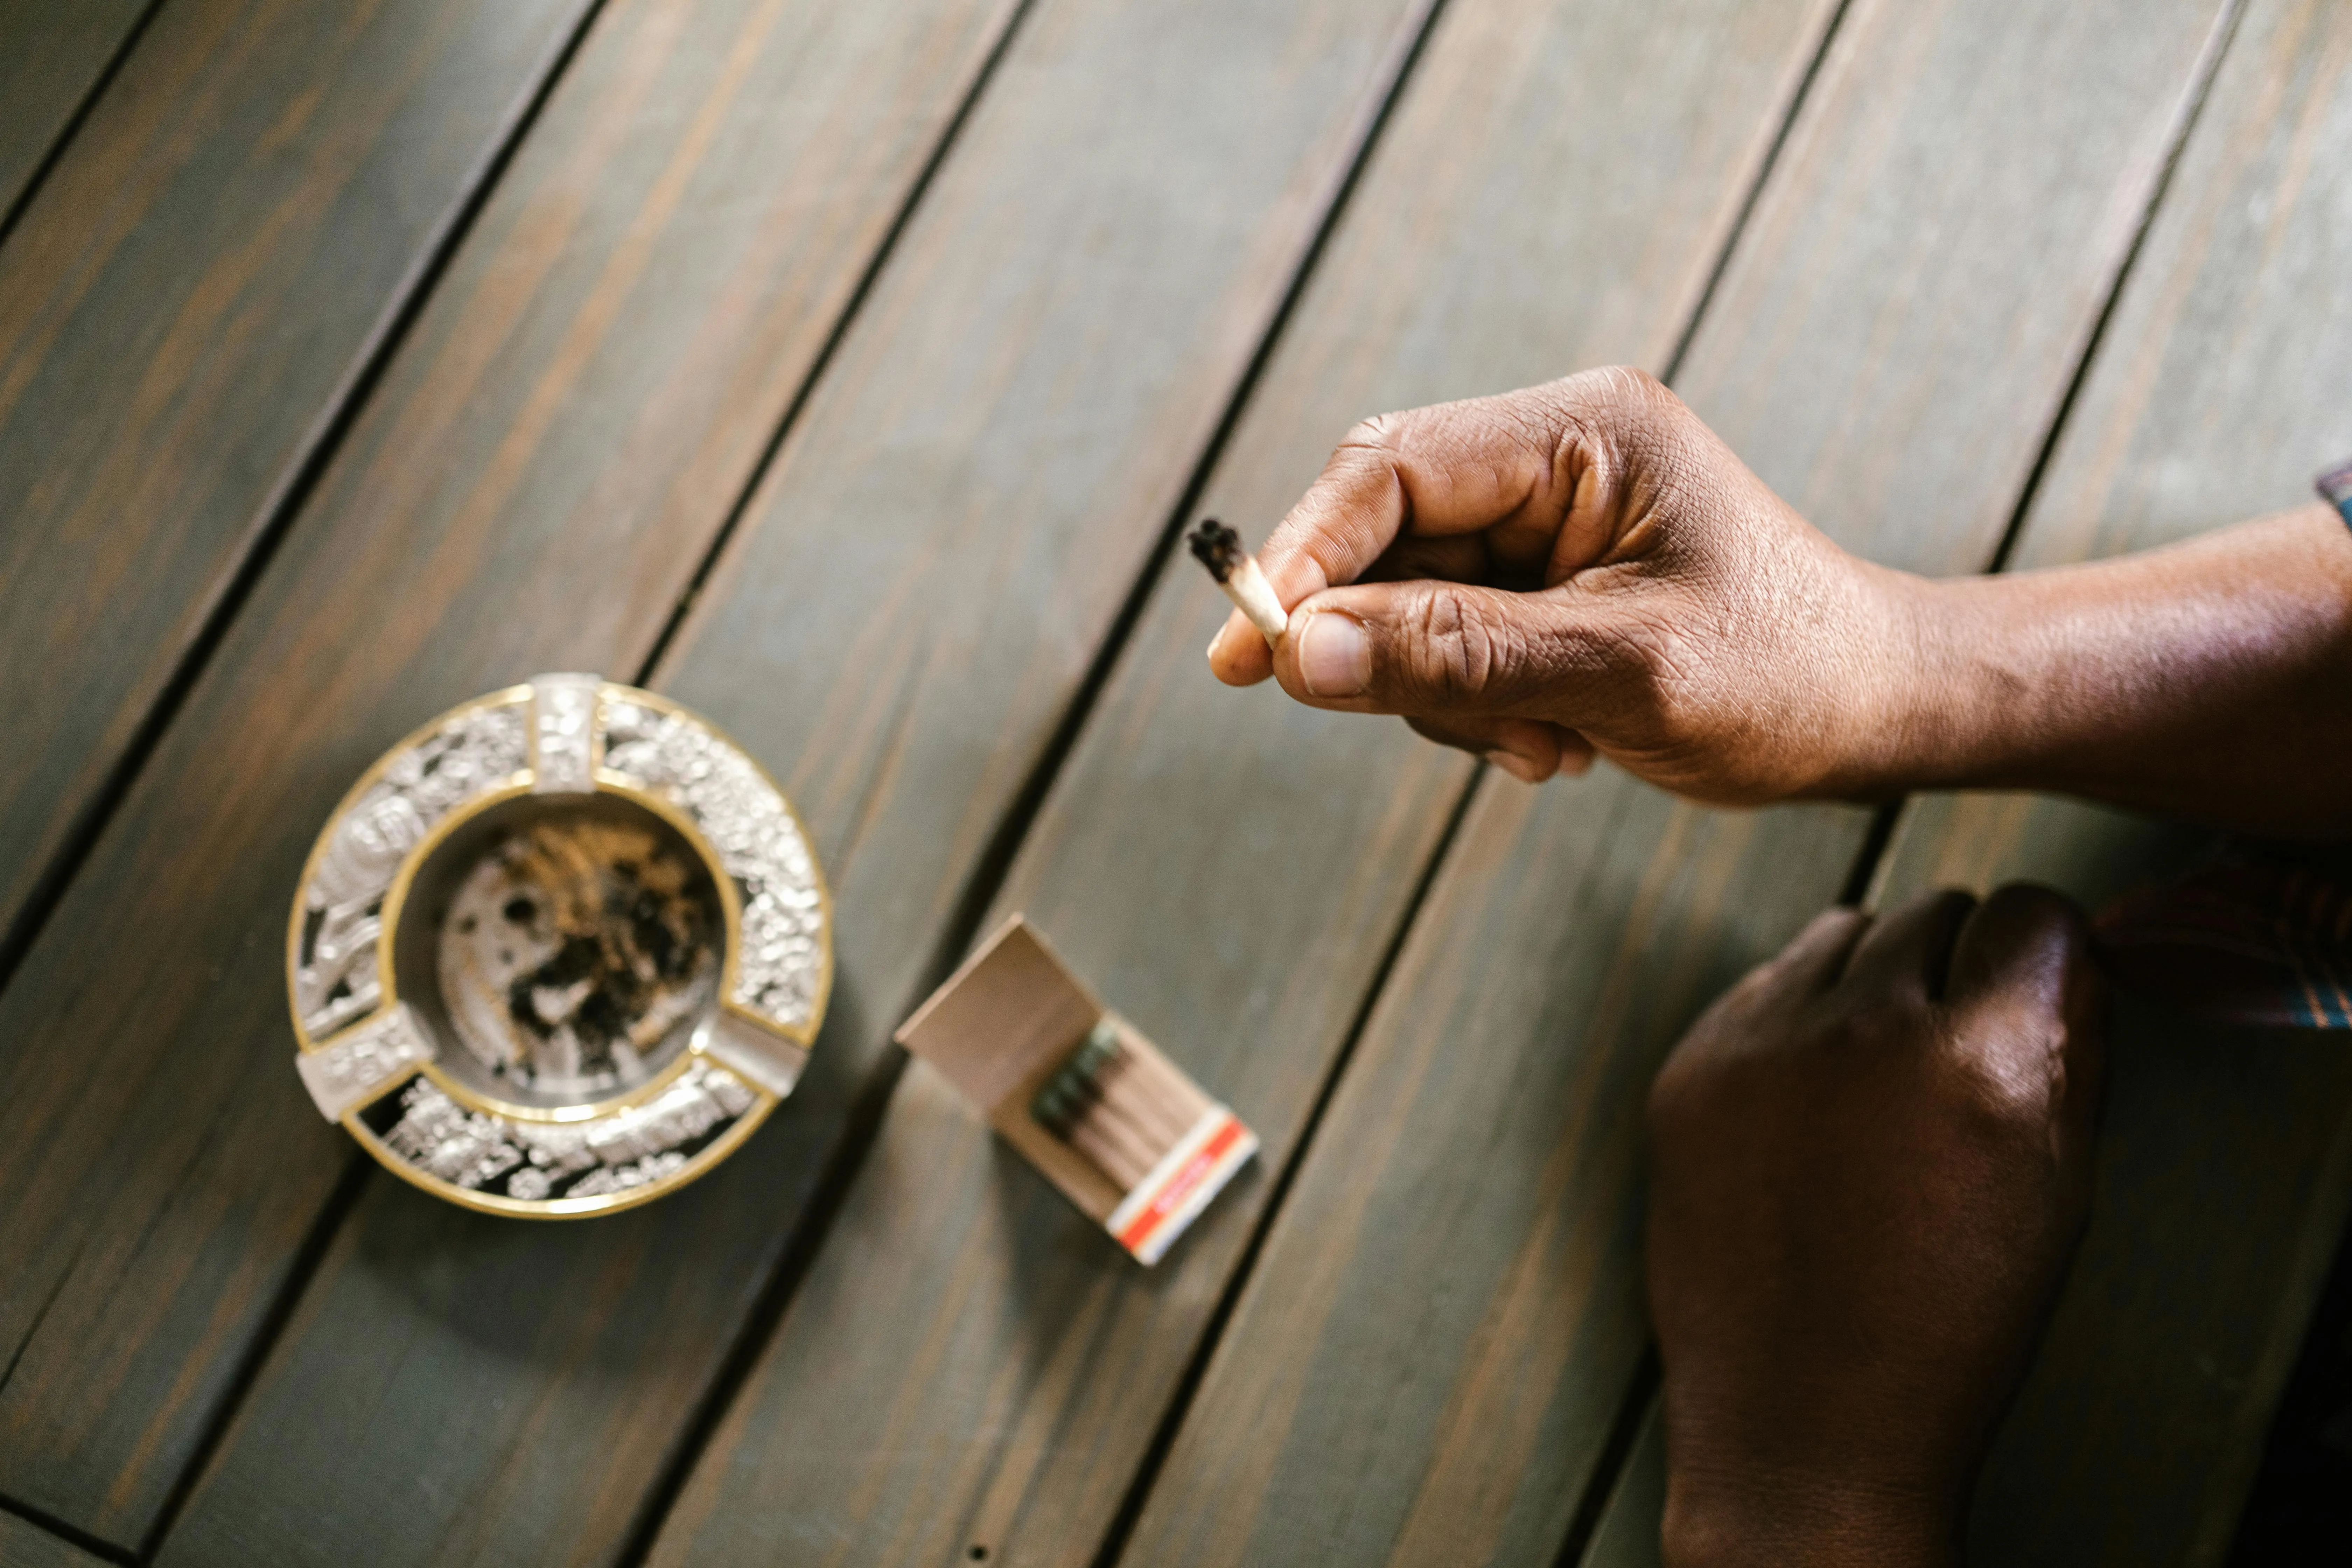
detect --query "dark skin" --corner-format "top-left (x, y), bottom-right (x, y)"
top-left (1647, 886), bottom-right (2103, 1566)
top-left (1204, 369), bottom-right (2351, 1560)
top-left (1207, 368), bottom-right (2352, 836)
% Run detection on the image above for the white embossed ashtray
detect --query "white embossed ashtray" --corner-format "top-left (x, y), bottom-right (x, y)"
top-left (286, 674), bottom-right (830, 1217)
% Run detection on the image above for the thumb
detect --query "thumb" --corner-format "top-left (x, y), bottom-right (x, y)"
top-left (1272, 577), bottom-right (1626, 722)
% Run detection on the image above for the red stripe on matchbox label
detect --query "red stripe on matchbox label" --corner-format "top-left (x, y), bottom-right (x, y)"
top-left (1116, 1115), bottom-right (1246, 1255)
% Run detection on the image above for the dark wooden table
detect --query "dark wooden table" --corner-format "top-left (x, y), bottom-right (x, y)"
top-left (3, 1), bottom-right (2348, 1563)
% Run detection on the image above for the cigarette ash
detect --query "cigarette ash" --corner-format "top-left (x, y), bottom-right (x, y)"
top-left (1186, 518), bottom-right (1244, 584)
top-left (436, 816), bottom-right (717, 1098)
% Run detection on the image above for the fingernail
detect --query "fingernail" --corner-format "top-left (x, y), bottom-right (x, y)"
top-left (1206, 634), bottom-right (1222, 662)
top-left (1296, 611), bottom-right (1371, 698)
top-left (1486, 750), bottom-right (1547, 784)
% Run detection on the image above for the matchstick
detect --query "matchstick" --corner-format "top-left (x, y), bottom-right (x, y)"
top-left (1063, 1107), bottom-right (1150, 1190)
top-left (1187, 519), bottom-right (1287, 644)
top-left (1031, 1017), bottom-right (1233, 1189)
top-left (1038, 1083), bottom-right (1157, 1187)
top-left (1071, 1074), bottom-right (1171, 1168)
top-left (1093, 1048), bottom-right (1190, 1148)
top-left (1106, 1027), bottom-right (1213, 1128)
top-left (1096, 1038), bottom-right (1207, 1143)
top-left (1062, 1020), bottom-right (1181, 1145)
top-left (1083, 1019), bottom-right (1211, 1146)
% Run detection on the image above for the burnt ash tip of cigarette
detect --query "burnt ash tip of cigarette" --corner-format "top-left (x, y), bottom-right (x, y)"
top-left (1187, 518), bottom-right (1242, 584)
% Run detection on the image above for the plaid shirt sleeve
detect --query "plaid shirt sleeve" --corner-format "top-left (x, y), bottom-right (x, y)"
top-left (2098, 845), bottom-right (2352, 1029)
top-left (2088, 458), bottom-right (2352, 1029)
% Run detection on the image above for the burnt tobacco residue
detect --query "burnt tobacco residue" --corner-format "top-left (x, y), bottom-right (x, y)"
top-left (1186, 517), bottom-right (1242, 584)
top-left (498, 822), bottom-right (712, 1076)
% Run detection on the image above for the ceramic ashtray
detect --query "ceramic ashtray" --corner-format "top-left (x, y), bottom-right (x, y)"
top-left (286, 674), bottom-right (830, 1217)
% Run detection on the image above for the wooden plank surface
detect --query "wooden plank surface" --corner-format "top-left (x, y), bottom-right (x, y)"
top-left (0, 0), bottom-right (600, 962)
top-left (1861, 4), bottom-right (2352, 1560)
top-left (643, 3), bottom-right (1842, 1563)
top-left (1122, 1), bottom-right (2239, 1561)
top-left (0, 0), bottom-right (148, 225)
top-left (0, 1514), bottom-right (106, 1568)
top-left (0, 0), bottom-right (1022, 1545)
top-left (149, 1), bottom-right (1446, 1563)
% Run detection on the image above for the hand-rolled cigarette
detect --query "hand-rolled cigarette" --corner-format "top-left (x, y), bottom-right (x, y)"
top-left (1188, 519), bottom-right (1288, 644)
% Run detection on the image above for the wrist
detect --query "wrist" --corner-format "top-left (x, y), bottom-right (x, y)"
top-left (1661, 1465), bottom-right (1962, 1568)
top-left (1808, 565), bottom-right (2009, 799)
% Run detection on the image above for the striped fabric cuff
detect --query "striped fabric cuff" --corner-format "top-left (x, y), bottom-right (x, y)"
top-left (2321, 458), bottom-right (2352, 526)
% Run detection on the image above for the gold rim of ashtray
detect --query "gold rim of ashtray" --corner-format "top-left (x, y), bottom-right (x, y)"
top-left (286, 674), bottom-right (832, 1218)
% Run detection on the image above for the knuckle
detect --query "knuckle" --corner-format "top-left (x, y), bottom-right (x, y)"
top-left (1980, 881), bottom-right (2088, 948)
top-left (1596, 364), bottom-right (1671, 408)
top-left (1935, 1020), bottom-right (2062, 1129)
top-left (1338, 413), bottom-right (1400, 454)
top-left (1549, 365), bottom-right (1681, 435)
top-left (1401, 584), bottom-right (1524, 704)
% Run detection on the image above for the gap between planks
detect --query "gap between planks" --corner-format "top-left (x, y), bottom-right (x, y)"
top-left (0, 0), bottom-right (166, 256)
top-left (1080, 1), bottom-right (1868, 1558)
top-left (95, 0), bottom-right (1047, 1557)
top-left (1567, 1), bottom-right (2261, 1559)
top-left (1082, 0), bottom-right (1872, 1561)
top-left (0, 1493), bottom-right (135, 1568)
top-left (1088, 767), bottom-right (1492, 1568)
top-left (612, 0), bottom-right (1466, 1558)
top-left (71, 0), bottom-right (2240, 1557)
top-left (0, 0), bottom-right (612, 1014)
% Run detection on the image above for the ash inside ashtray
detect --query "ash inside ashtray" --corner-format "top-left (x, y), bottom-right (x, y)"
top-left (428, 807), bottom-right (719, 1101)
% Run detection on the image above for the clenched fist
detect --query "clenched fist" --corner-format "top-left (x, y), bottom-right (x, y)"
top-left (1646, 886), bottom-right (2106, 1566)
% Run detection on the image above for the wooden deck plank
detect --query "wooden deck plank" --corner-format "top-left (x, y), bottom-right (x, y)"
top-left (0, 0), bottom-right (147, 225)
top-left (1119, 1), bottom-right (2238, 1561)
top-left (1861, 4), bottom-right (2352, 1560)
top-left (0, 0), bottom-right (1023, 1544)
top-left (0, 0), bottom-right (595, 965)
top-left (148, 1), bottom-right (1446, 1562)
top-left (642, 4), bottom-right (1842, 1563)
top-left (0, 1513), bottom-right (107, 1568)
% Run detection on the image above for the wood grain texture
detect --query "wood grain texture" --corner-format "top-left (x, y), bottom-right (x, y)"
top-left (1124, 1), bottom-right (2237, 1561)
top-left (1862, 4), bottom-right (2352, 1560)
top-left (1581, 1407), bottom-right (1664, 1568)
top-left (0, 1514), bottom-right (107, 1568)
top-left (1153, 785), bottom-right (1867, 1568)
top-left (0, 0), bottom-right (1020, 1546)
top-left (645, 4), bottom-right (1840, 1563)
top-left (0, 0), bottom-right (148, 225)
top-left (0, 0), bottom-right (593, 960)
top-left (1673, 0), bottom-right (2237, 566)
top-left (152, 1), bottom-right (1446, 1563)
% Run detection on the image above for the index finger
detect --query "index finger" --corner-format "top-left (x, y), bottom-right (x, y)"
top-left (1208, 393), bottom-right (1572, 684)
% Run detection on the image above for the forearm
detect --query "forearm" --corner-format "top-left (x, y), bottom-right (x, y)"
top-left (1661, 1465), bottom-right (1962, 1568)
top-left (1845, 504), bottom-right (2352, 837)
top-left (1665, 1495), bottom-right (1957, 1561)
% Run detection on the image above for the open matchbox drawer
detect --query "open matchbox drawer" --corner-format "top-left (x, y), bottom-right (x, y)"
top-left (895, 917), bottom-right (1257, 1264)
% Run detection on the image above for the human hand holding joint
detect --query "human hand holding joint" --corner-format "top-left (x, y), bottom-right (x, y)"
top-left (1206, 366), bottom-right (2352, 837)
